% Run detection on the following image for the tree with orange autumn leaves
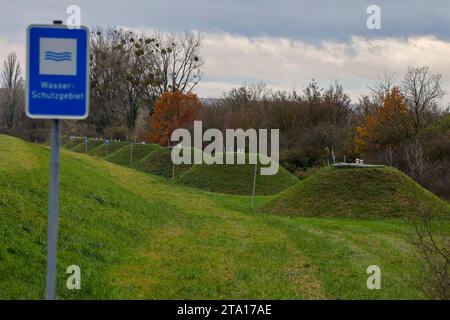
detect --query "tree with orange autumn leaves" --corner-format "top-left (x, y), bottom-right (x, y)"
top-left (355, 87), bottom-right (414, 154)
top-left (147, 91), bottom-right (202, 146)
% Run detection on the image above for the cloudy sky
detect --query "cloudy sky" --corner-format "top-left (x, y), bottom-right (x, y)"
top-left (2, 0), bottom-right (450, 103)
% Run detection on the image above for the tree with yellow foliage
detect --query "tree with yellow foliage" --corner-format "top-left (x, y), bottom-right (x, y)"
top-left (355, 87), bottom-right (414, 155)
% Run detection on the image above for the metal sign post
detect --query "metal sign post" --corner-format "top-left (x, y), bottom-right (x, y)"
top-left (251, 163), bottom-right (257, 209)
top-left (45, 119), bottom-right (60, 299)
top-left (105, 139), bottom-right (109, 156)
top-left (172, 162), bottom-right (176, 179)
top-left (130, 143), bottom-right (133, 165)
top-left (26, 22), bottom-right (89, 300)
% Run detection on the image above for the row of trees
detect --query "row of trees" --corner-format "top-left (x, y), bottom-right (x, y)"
top-left (88, 28), bottom-right (202, 136)
top-left (0, 28), bottom-right (202, 140)
top-left (199, 81), bottom-right (354, 170)
top-left (354, 67), bottom-right (449, 197)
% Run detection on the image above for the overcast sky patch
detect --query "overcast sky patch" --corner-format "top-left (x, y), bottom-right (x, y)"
top-left (1, 1), bottom-right (449, 103)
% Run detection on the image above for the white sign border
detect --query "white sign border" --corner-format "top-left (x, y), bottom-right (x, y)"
top-left (25, 24), bottom-right (90, 120)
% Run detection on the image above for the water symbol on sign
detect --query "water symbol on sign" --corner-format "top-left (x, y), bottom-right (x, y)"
top-left (45, 51), bottom-right (72, 62)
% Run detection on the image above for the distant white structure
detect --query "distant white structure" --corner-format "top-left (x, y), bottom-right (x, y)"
top-left (332, 158), bottom-right (383, 168)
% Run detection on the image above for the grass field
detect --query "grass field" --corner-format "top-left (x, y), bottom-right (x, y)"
top-left (0, 134), bottom-right (449, 299)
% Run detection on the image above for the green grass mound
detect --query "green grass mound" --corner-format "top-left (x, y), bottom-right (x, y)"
top-left (72, 139), bottom-right (104, 154)
top-left (104, 143), bottom-right (160, 165)
top-left (134, 147), bottom-right (192, 178)
top-left (89, 141), bottom-right (126, 157)
top-left (62, 138), bottom-right (83, 150)
top-left (260, 166), bottom-right (450, 218)
top-left (177, 153), bottom-right (299, 195)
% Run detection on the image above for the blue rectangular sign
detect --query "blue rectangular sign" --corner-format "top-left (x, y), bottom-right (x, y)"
top-left (26, 24), bottom-right (89, 119)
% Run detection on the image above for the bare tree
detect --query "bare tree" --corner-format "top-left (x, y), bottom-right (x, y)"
top-left (358, 73), bottom-right (398, 117)
top-left (409, 214), bottom-right (450, 299)
top-left (222, 82), bottom-right (268, 111)
top-left (89, 28), bottom-right (126, 132)
top-left (1, 51), bottom-right (23, 129)
top-left (117, 31), bottom-right (147, 134)
top-left (369, 72), bottom-right (397, 105)
top-left (141, 32), bottom-right (202, 115)
top-left (403, 138), bottom-right (427, 181)
top-left (402, 66), bottom-right (445, 134)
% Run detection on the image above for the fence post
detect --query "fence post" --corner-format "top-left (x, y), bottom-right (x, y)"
top-left (251, 163), bottom-right (257, 209)
top-left (130, 143), bottom-right (133, 165)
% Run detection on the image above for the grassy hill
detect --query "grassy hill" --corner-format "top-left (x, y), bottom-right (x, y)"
top-left (134, 150), bottom-right (298, 194)
top-left (260, 166), bottom-right (450, 218)
top-left (89, 141), bottom-right (126, 157)
top-left (177, 154), bottom-right (299, 195)
top-left (1, 134), bottom-right (449, 299)
top-left (104, 144), bottom-right (160, 165)
top-left (72, 139), bottom-right (104, 154)
top-left (62, 138), bottom-right (83, 150)
top-left (134, 147), bottom-right (191, 178)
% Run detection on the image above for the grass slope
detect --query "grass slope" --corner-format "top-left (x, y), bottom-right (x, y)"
top-left (62, 138), bottom-right (83, 150)
top-left (89, 141), bottom-right (126, 157)
top-left (134, 147), bottom-right (192, 178)
top-left (177, 154), bottom-right (299, 195)
top-left (1, 134), bottom-right (449, 299)
top-left (72, 139), bottom-right (104, 154)
top-left (104, 144), bottom-right (160, 166)
top-left (261, 166), bottom-right (450, 218)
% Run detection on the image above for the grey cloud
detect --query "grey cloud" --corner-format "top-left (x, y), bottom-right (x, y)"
top-left (1, 0), bottom-right (450, 43)
top-left (1, 1), bottom-right (450, 101)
